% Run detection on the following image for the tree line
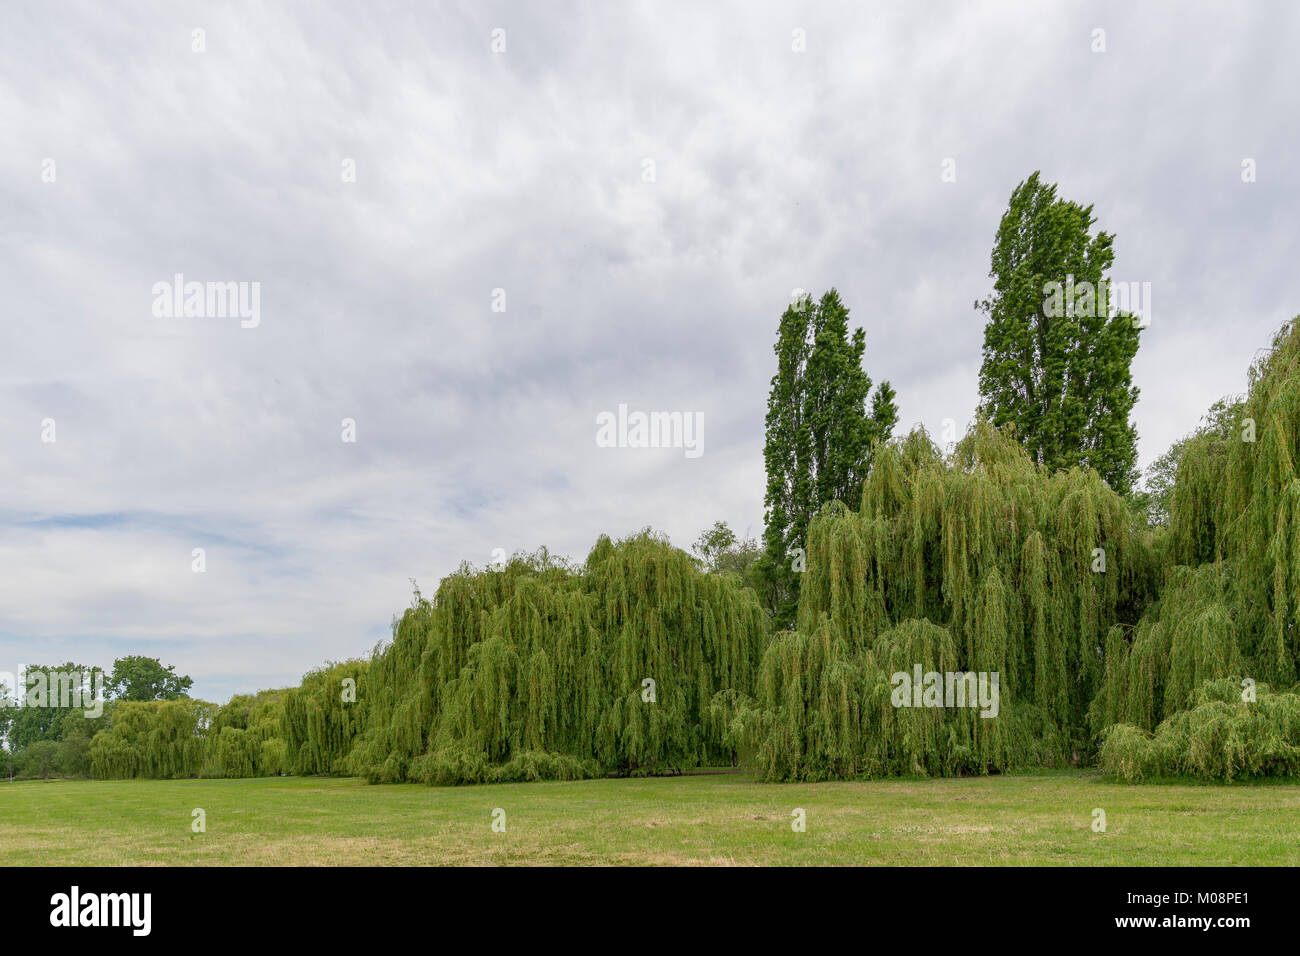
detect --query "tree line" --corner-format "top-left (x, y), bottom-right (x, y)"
top-left (15, 171), bottom-right (1300, 784)
top-left (1, 657), bottom-right (191, 779)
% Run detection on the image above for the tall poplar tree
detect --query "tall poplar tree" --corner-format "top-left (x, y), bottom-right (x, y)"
top-left (762, 289), bottom-right (898, 627)
top-left (977, 172), bottom-right (1142, 494)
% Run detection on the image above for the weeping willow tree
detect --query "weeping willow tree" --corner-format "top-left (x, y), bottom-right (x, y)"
top-left (1089, 563), bottom-right (1241, 734)
top-left (342, 550), bottom-right (578, 783)
top-left (1094, 319), bottom-right (1300, 779)
top-left (209, 689), bottom-right (290, 778)
top-left (88, 698), bottom-right (216, 779)
top-left (344, 532), bottom-right (768, 785)
top-left (734, 617), bottom-right (1067, 781)
top-left (87, 693), bottom-right (284, 779)
top-left (730, 422), bottom-right (1158, 780)
top-left (1099, 679), bottom-right (1300, 782)
top-left (87, 664), bottom-right (364, 780)
top-left (281, 659), bottom-right (369, 775)
top-left (1215, 320), bottom-right (1300, 686)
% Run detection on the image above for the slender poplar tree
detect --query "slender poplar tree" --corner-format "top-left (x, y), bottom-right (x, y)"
top-left (762, 289), bottom-right (897, 628)
top-left (976, 172), bottom-right (1142, 494)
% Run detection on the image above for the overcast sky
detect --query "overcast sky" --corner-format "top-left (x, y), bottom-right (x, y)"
top-left (3, 1), bottom-right (1296, 702)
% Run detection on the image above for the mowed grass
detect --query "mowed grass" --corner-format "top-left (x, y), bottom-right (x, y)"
top-left (3, 769), bottom-right (1298, 866)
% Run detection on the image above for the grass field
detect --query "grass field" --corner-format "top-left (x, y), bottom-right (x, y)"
top-left (3, 770), bottom-right (1298, 866)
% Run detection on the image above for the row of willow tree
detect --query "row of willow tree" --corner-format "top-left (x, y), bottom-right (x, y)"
top-left (87, 534), bottom-right (770, 784)
top-left (87, 660), bottom-right (368, 780)
top-left (84, 317), bottom-right (1300, 784)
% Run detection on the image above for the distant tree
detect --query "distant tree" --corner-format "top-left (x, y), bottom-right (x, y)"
top-left (6, 663), bottom-right (103, 751)
top-left (716, 536), bottom-right (763, 581)
top-left (54, 725), bottom-right (94, 777)
top-left (692, 522), bottom-right (763, 586)
top-left (108, 656), bottom-right (193, 702)
top-left (0, 676), bottom-right (12, 750)
top-left (18, 740), bottom-right (59, 779)
top-left (1133, 396), bottom-right (1244, 526)
top-left (692, 521), bottom-right (737, 571)
top-left (977, 171), bottom-right (1142, 494)
top-left (762, 289), bottom-right (898, 627)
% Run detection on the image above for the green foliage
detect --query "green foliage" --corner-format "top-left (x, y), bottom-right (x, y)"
top-left (1089, 564), bottom-right (1240, 733)
top-left (107, 655), bottom-right (193, 701)
top-left (693, 520), bottom-right (763, 577)
top-left (1133, 397), bottom-right (1243, 528)
top-left (345, 532), bottom-right (768, 785)
top-left (74, 320), bottom-right (1300, 788)
top-left (86, 690), bottom-right (293, 779)
top-left (762, 289), bottom-right (898, 627)
top-left (1214, 321), bottom-right (1300, 686)
top-left (738, 421), bottom-right (1157, 779)
top-left (4, 662), bottom-right (105, 751)
top-left (0, 677), bottom-right (11, 747)
top-left (88, 698), bottom-right (216, 779)
top-left (1099, 680), bottom-right (1300, 782)
top-left (977, 171), bottom-right (1142, 494)
top-left (53, 711), bottom-right (98, 777)
top-left (1094, 319), bottom-right (1300, 764)
top-left (209, 689), bottom-right (292, 778)
top-left (17, 740), bottom-right (61, 778)
top-left (282, 661), bottom-right (369, 775)
top-left (692, 521), bottom-right (738, 571)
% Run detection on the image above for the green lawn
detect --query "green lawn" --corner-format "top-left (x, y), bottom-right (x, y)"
top-left (3, 770), bottom-right (1298, 865)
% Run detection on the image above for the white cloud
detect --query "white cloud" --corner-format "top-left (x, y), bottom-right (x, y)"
top-left (2, 0), bottom-right (1297, 700)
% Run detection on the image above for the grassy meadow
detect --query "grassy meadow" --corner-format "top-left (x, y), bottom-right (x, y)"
top-left (4, 770), bottom-right (1298, 866)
